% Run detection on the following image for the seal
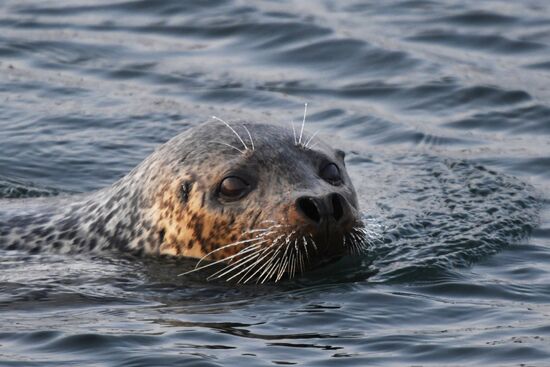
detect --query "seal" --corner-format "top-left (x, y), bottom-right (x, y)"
top-left (0, 116), bottom-right (367, 283)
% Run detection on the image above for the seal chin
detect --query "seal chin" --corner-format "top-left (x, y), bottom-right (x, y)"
top-left (308, 239), bottom-right (346, 268)
top-left (308, 231), bottom-right (346, 257)
top-left (308, 255), bottom-right (343, 271)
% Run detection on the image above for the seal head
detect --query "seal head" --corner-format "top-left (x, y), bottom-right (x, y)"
top-left (148, 120), bottom-right (365, 282)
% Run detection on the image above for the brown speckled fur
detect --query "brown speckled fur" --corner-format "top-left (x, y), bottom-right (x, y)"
top-left (0, 121), bottom-right (360, 265)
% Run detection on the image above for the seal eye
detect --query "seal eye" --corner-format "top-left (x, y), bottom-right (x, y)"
top-left (320, 163), bottom-right (342, 185)
top-left (219, 176), bottom-right (250, 199)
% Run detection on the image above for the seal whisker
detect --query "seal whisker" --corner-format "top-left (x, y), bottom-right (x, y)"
top-left (216, 242), bottom-right (270, 275)
top-left (256, 245), bottom-right (283, 284)
top-left (245, 230), bottom-right (277, 240)
top-left (304, 130), bottom-right (320, 149)
top-left (262, 233), bottom-right (293, 280)
top-left (345, 234), bottom-right (358, 255)
top-left (294, 252), bottom-right (300, 278)
top-left (212, 116), bottom-right (249, 152)
top-left (180, 246), bottom-right (260, 277)
top-left (352, 229), bottom-right (365, 244)
top-left (239, 247), bottom-right (279, 284)
top-left (307, 235), bottom-right (318, 251)
top-left (264, 252), bottom-right (285, 283)
top-left (276, 237), bottom-right (293, 281)
top-left (352, 236), bottom-right (360, 253)
top-left (351, 236), bottom-right (362, 255)
top-left (258, 236), bottom-right (289, 283)
top-left (268, 261), bottom-right (283, 283)
top-left (261, 220), bottom-right (279, 224)
top-left (178, 242), bottom-right (264, 276)
top-left (291, 120), bottom-right (297, 145)
top-left (275, 257), bottom-right (288, 282)
top-left (298, 103), bottom-right (308, 146)
top-left (239, 233), bottom-right (287, 283)
top-left (283, 248), bottom-right (294, 280)
top-left (228, 235), bottom-right (286, 283)
top-left (242, 124), bottom-right (255, 151)
top-left (220, 248), bottom-right (263, 274)
top-left (286, 234), bottom-right (297, 279)
top-left (244, 224), bottom-right (281, 235)
top-left (246, 228), bottom-right (274, 234)
top-left (209, 257), bottom-right (261, 282)
top-left (302, 237), bottom-right (310, 262)
top-left (292, 237), bottom-right (301, 277)
top-left (207, 140), bottom-right (245, 154)
top-left (209, 249), bottom-right (263, 281)
top-left (193, 236), bottom-right (265, 268)
top-left (297, 239), bottom-right (306, 274)
top-left (272, 235), bottom-right (292, 282)
top-left (258, 260), bottom-right (276, 284)
top-left (349, 227), bottom-right (370, 254)
top-left (289, 247), bottom-right (296, 279)
top-left (258, 254), bottom-right (280, 283)
top-left (225, 255), bottom-right (265, 283)
top-left (344, 233), bottom-right (354, 255)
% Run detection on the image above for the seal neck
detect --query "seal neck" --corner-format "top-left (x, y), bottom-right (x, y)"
top-left (0, 154), bottom-right (168, 254)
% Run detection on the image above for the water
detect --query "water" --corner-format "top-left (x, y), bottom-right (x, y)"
top-left (1, 0), bottom-right (549, 365)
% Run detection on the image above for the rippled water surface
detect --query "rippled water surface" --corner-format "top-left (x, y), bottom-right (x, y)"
top-left (1, 0), bottom-right (550, 366)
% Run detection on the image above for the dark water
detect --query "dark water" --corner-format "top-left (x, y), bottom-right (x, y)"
top-left (1, 0), bottom-right (549, 365)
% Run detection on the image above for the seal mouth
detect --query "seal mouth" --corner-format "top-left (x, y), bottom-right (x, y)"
top-left (308, 253), bottom-right (344, 271)
top-left (179, 222), bottom-right (369, 284)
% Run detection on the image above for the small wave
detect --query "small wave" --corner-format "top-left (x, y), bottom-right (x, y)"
top-left (438, 10), bottom-right (519, 27)
top-left (354, 155), bottom-right (539, 282)
top-left (408, 30), bottom-right (545, 54)
top-left (444, 104), bottom-right (550, 134)
top-left (0, 177), bottom-right (60, 199)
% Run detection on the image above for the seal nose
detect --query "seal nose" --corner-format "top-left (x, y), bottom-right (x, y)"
top-left (296, 196), bottom-right (322, 224)
top-left (295, 193), bottom-right (348, 225)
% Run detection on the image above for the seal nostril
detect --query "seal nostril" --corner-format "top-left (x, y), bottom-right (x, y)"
top-left (297, 197), bottom-right (321, 223)
top-left (331, 193), bottom-right (344, 221)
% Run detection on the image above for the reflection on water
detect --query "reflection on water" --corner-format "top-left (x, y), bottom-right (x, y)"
top-left (1, 0), bottom-right (550, 366)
